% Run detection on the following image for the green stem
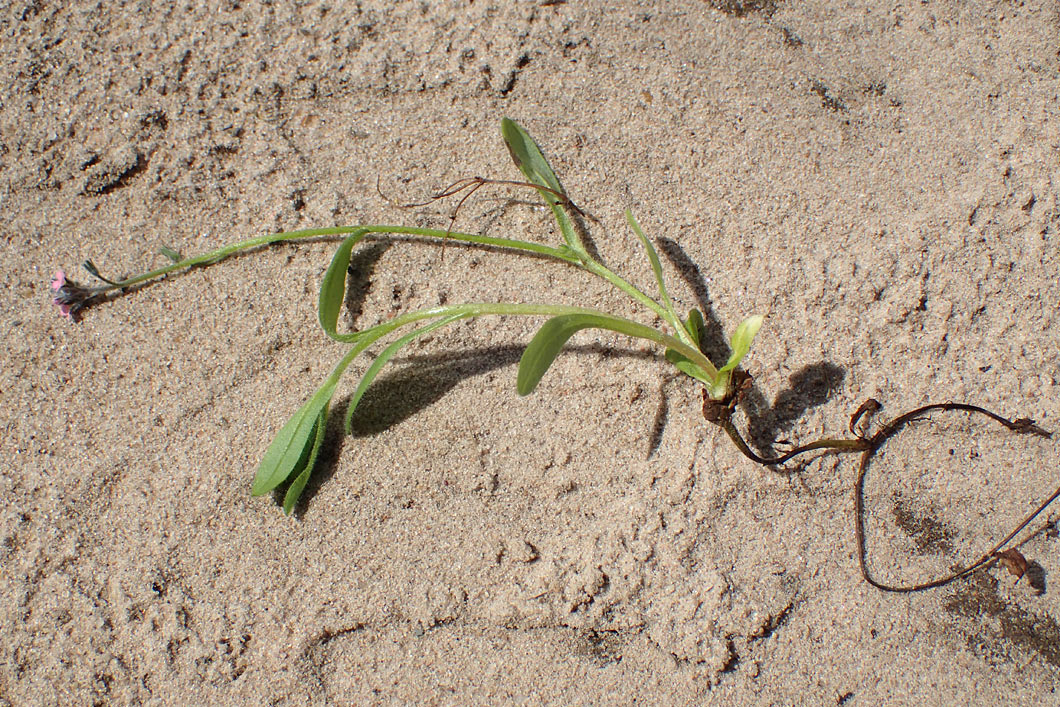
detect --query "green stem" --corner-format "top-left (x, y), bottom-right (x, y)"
top-left (581, 259), bottom-right (691, 344)
top-left (361, 225), bottom-right (579, 262)
top-left (354, 301), bottom-right (717, 376)
top-left (89, 222), bottom-right (715, 375)
top-left (96, 221), bottom-right (701, 355)
top-left (102, 224), bottom-right (580, 292)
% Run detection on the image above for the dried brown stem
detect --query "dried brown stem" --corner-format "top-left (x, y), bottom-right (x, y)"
top-left (854, 402), bottom-right (1053, 592)
top-left (377, 175), bottom-right (585, 234)
top-left (705, 391), bottom-right (1056, 592)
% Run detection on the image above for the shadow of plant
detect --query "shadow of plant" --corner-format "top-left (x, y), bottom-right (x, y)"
top-left (656, 236), bottom-right (845, 457)
top-left (343, 241), bottom-right (392, 325)
top-left (743, 362), bottom-right (846, 457)
top-left (945, 571), bottom-right (1059, 666)
top-left (284, 342), bottom-right (661, 514)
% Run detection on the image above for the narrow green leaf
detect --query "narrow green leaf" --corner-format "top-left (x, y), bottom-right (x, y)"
top-left (159, 245), bottom-right (183, 263)
top-left (626, 211), bottom-right (681, 328)
top-left (707, 314), bottom-right (765, 400)
top-left (500, 118), bottom-right (584, 257)
top-left (664, 349), bottom-right (715, 385)
top-left (257, 306), bottom-right (464, 502)
top-left (81, 260), bottom-right (123, 286)
top-left (685, 308), bottom-right (706, 350)
top-left (718, 314), bottom-right (764, 376)
top-left (518, 312), bottom-right (672, 395)
top-left (281, 403), bottom-right (328, 515)
top-left (344, 313), bottom-right (467, 434)
top-left (252, 385), bottom-right (335, 497)
top-left (519, 315), bottom-right (584, 395)
top-left (318, 229), bottom-right (370, 343)
top-left (501, 118), bottom-right (564, 195)
top-left (252, 338), bottom-right (374, 498)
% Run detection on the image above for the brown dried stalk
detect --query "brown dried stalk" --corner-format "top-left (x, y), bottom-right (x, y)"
top-left (705, 383), bottom-right (1056, 592)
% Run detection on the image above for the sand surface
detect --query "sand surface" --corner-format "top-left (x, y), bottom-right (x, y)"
top-left (4, 1), bottom-right (1060, 704)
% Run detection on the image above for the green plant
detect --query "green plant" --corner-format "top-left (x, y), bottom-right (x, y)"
top-left (55, 119), bottom-right (763, 514)
top-left (53, 119), bottom-right (1057, 592)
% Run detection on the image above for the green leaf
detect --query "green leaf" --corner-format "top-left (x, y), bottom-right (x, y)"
top-left (685, 308), bottom-right (706, 350)
top-left (501, 118), bottom-right (564, 196)
top-left (256, 305), bottom-right (464, 505)
top-left (318, 229), bottom-right (370, 343)
top-left (519, 315), bottom-right (586, 395)
top-left (626, 211), bottom-right (680, 328)
top-left (281, 403), bottom-right (328, 515)
top-left (500, 119), bottom-right (584, 257)
top-left (252, 385), bottom-right (335, 497)
top-left (707, 314), bottom-right (764, 400)
top-left (517, 308), bottom-right (721, 395)
top-left (159, 245), bottom-right (183, 263)
top-left (516, 313), bottom-right (633, 394)
top-left (252, 337), bottom-right (376, 499)
top-left (718, 314), bottom-right (764, 375)
top-left (344, 313), bottom-right (467, 434)
top-left (664, 349), bottom-right (715, 385)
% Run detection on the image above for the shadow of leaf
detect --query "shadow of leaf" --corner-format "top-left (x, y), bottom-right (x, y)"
top-left (348, 344), bottom-right (524, 436)
top-left (344, 241), bottom-right (391, 326)
top-left (1026, 560), bottom-right (1047, 595)
top-left (657, 236), bottom-right (732, 366)
top-left (348, 342), bottom-right (659, 435)
top-left (741, 362), bottom-right (846, 457)
top-left (283, 334), bottom-right (665, 514)
top-left (647, 382), bottom-right (671, 459)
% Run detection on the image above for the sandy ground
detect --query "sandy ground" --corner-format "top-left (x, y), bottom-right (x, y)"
top-left (4, 1), bottom-right (1060, 704)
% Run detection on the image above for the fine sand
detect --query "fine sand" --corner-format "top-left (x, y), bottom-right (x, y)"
top-left (4, 1), bottom-right (1059, 704)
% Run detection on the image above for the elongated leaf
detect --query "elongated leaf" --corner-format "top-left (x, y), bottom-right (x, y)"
top-left (685, 308), bottom-right (706, 350)
top-left (281, 403), bottom-right (328, 514)
top-left (255, 304), bottom-right (486, 509)
top-left (159, 245), bottom-right (183, 263)
top-left (718, 314), bottom-right (764, 376)
top-left (252, 385), bottom-right (335, 497)
top-left (500, 119), bottom-right (583, 256)
top-left (252, 336), bottom-right (376, 497)
top-left (501, 118), bottom-right (563, 196)
top-left (318, 229), bottom-right (370, 342)
top-left (344, 313), bottom-right (467, 433)
top-left (516, 313), bottom-right (637, 394)
top-left (667, 308), bottom-right (712, 382)
top-left (664, 349), bottom-right (715, 386)
top-left (707, 314), bottom-right (765, 400)
top-left (626, 211), bottom-right (680, 328)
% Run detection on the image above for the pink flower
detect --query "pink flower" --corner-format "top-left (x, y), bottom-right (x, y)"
top-left (50, 270), bottom-right (100, 320)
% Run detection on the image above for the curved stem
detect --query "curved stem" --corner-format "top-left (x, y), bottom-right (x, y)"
top-left (91, 222), bottom-right (702, 355)
top-left (719, 418), bottom-right (869, 465)
top-left (706, 397), bottom-right (1057, 593)
top-left (854, 402), bottom-right (1053, 593)
top-left (341, 301), bottom-right (714, 372)
top-left (98, 224), bottom-right (580, 293)
top-left (581, 259), bottom-right (690, 342)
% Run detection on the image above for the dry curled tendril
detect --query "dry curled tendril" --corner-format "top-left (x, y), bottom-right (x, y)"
top-left (705, 380), bottom-right (1055, 592)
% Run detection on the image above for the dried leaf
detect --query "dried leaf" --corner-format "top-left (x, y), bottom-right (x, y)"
top-left (849, 398), bottom-right (882, 435)
top-left (994, 548), bottom-right (1028, 582)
